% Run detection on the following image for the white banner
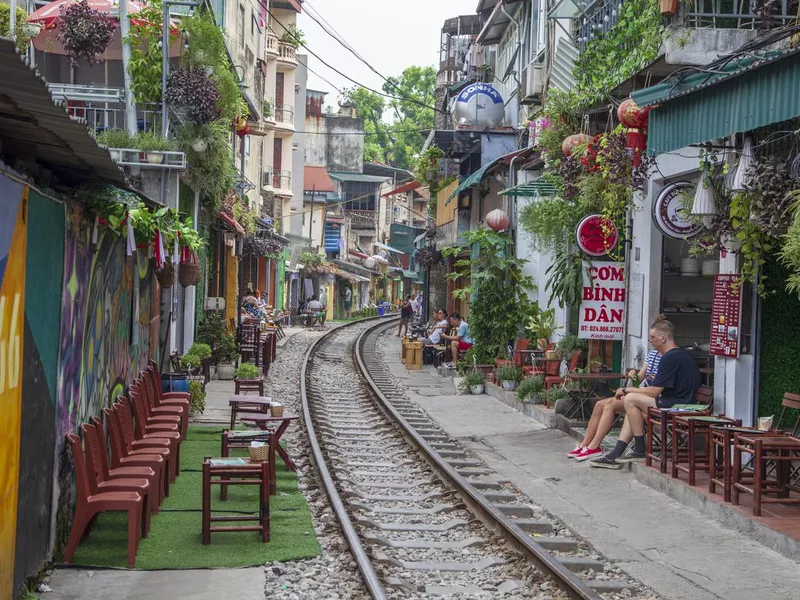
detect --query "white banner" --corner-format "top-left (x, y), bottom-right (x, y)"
top-left (578, 261), bottom-right (626, 341)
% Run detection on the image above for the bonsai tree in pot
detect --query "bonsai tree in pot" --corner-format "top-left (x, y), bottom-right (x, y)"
top-left (516, 376), bottom-right (545, 404)
top-left (495, 364), bottom-right (522, 391)
top-left (459, 371), bottom-right (486, 395)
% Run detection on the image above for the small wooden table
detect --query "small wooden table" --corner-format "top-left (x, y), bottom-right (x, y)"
top-left (241, 413), bottom-right (299, 471)
top-left (563, 373), bottom-right (628, 420)
top-left (202, 457), bottom-right (270, 544)
top-left (709, 425), bottom-right (767, 502)
top-left (229, 395), bottom-right (273, 431)
top-left (671, 415), bottom-right (741, 486)
top-left (646, 405), bottom-right (711, 474)
top-left (221, 431), bottom-right (278, 496)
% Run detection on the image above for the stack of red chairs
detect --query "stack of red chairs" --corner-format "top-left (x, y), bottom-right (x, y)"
top-left (63, 361), bottom-right (190, 567)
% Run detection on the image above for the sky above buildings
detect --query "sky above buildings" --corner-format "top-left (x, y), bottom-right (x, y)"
top-left (298, 0), bottom-right (471, 106)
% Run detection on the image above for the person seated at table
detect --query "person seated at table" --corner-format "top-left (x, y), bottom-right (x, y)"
top-left (590, 317), bottom-right (701, 469)
top-left (398, 296), bottom-right (413, 337)
top-left (254, 290), bottom-right (267, 308)
top-left (306, 296), bottom-right (324, 325)
top-left (568, 345), bottom-right (662, 462)
top-left (422, 308), bottom-right (449, 346)
top-left (441, 313), bottom-right (472, 368)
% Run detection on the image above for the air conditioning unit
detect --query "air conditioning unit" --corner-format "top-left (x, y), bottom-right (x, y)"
top-left (525, 64), bottom-right (544, 98)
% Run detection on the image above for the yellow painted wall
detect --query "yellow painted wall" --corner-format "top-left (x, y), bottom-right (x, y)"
top-left (436, 180), bottom-right (459, 226)
top-left (225, 249), bottom-right (239, 332)
top-left (326, 284), bottom-right (334, 320)
top-left (0, 188), bottom-right (27, 599)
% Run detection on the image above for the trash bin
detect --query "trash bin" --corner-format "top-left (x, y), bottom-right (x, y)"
top-left (378, 305), bottom-right (386, 316)
top-left (161, 372), bottom-right (189, 393)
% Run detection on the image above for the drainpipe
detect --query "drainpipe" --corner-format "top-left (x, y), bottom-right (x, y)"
top-left (508, 153), bottom-right (520, 247)
top-left (120, 0), bottom-right (138, 136)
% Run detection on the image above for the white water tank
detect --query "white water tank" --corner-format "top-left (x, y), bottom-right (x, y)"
top-left (453, 83), bottom-right (505, 128)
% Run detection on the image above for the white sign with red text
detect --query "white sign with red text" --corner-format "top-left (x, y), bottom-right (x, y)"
top-left (578, 261), bottom-right (626, 341)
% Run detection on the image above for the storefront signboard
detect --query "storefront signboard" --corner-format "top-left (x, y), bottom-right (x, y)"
top-left (710, 274), bottom-right (742, 358)
top-left (575, 214), bottom-right (618, 257)
top-left (578, 261), bottom-right (625, 340)
top-left (652, 182), bottom-right (703, 239)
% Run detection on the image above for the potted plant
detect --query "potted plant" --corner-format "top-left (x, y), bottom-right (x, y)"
top-left (543, 386), bottom-right (568, 409)
top-left (660, 0), bottom-right (679, 16)
top-left (527, 307), bottom-right (561, 352)
top-left (263, 99), bottom-right (273, 119)
top-left (180, 352), bottom-right (201, 375)
top-left (496, 364), bottom-right (522, 391)
top-left (516, 376), bottom-right (545, 404)
top-left (460, 371), bottom-right (486, 395)
top-left (280, 24), bottom-right (305, 49)
top-left (216, 333), bottom-right (239, 380)
top-left (165, 66), bottom-right (221, 125)
top-left (96, 129), bottom-right (136, 161)
top-left (136, 131), bottom-right (174, 164)
top-left (188, 380), bottom-right (206, 415)
top-left (235, 363), bottom-right (260, 381)
top-left (57, 0), bottom-right (116, 65)
top-left (187, 342), bottom-right (212, 379)
top-left (557, 334), bottom-right (587, 363)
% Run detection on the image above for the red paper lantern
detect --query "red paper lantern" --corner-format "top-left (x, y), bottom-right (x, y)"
top-left (561, 133), bottom-right (592, 157)
top-left (485, 208), bottom-right (510, 232)
top-left (625, 129), bottom-right (648, 166)
top-left (617, 99), bottom-right (649, 129)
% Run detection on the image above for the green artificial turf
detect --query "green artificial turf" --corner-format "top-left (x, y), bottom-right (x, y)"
top-left (71, 426), bottom-right (320, 569)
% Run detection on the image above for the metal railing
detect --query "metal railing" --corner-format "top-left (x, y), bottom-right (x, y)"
top-left (48, 83), bottom-right (161, 132)
top-left (275, 104), bottom-right (294, 125)
top-left (262, 168), bottom-right (274, 188)
top-left (668, 0), bottom-right (796, 30)
top-left (278, 41), bottom-right (297, 63)
top-left (573, 0), bottom-right (625, 53)
top-left (108, 148), bottom-right (187, 170)
top-left (346, 210), bottom-right (377, 229)
top-left (273, 170), bottom-right (292, 190)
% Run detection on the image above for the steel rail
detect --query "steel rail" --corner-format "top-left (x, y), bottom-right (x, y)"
top-left (354, 322), bottom-right (603, 600)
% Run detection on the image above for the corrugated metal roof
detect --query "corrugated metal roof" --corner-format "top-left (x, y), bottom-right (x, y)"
top-left (500, 179), bottom-right (558, 197)
top-left (0, 38), bottom-right (128, 188)
top-left (549, 38), bottom-right (578, 92)
top-left (636, 49), bottom-right (800, 155)
top-left (328, 172), bottom-right (390, 184)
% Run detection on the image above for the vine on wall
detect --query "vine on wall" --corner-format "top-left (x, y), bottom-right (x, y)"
top-left (573, 0), bottom-right (664, 107)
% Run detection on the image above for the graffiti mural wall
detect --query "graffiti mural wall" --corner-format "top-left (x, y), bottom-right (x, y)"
top-left (54, 201), bottom-right (154, 551)
top-left (0, 176), bottom-right (28, 600)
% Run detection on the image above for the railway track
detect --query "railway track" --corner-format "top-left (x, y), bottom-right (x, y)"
top-left (301, 318), bottom-right (643, 599)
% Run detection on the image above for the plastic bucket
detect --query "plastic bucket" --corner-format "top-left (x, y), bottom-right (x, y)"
top-left (161, 372), bottom-right (189, 393)
top-left (378, 305), bottom-right (385, 316)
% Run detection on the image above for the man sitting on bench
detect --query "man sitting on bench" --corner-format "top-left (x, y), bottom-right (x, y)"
top-left (422, 308), bottom-right (449, 346)
top-left (590, 317), bottom-right (701, 469)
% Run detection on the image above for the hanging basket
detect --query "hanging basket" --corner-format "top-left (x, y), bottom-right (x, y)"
top-left (179, 262), bottom-right (201, 287)
top-left (155, 262), bottom-right (175, 288)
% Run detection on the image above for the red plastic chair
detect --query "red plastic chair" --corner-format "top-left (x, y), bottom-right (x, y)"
top-left (82, 422), bottom-right (158, 517)
top-left (545, 351), bottom-right (581, 390)
top-left (132, 381), bottom-right (184, 434)
top-left (105, 404), bottom-right (175, 487)
top-left (140, 370), bottom-right (188, 437)
top-left (148, 360), bottom-right (191, 403)
top-left (495, 339), bottom-right (530, 368)
top-left (125, 393), bottom-right (182, 478)
top-left (63, 433), bottom-right (144, 568)
top-left (89, 416), bottom-right (163, 505)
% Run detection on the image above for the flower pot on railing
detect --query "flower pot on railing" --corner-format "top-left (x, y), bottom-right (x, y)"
top-left (155, 262), bottom-right (175, 288)
top-left (660, 0), bottom-right (678, 15)
top-left (146, 151), bottom-right (165, 164)
top-left (179, 262), bottom-right (201, 287)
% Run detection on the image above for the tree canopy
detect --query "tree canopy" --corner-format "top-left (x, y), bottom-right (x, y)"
top-left (342, 65), bottom-right (436, 171)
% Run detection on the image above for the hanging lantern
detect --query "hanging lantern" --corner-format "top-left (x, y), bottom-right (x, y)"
top-left (561, 133), bottom-right (592, 157)
top-left (617, 98), bottom-right (649, 129)
top-left (485, 208), bottom-right (510, 232)
top-left (691, 171), bottom-right (718, 227)
top-left (728, 136), bottom-right (754, 192)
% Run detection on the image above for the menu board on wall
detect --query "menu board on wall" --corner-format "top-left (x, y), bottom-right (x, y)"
top-left (710, 274), bottom-right (742, 358)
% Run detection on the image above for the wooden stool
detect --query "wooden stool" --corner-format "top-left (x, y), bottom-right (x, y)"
top-left (202, 457), bottom-right (271, 544)
top-left (646, 405), bottom-right (710, 474)
top-left (671, 415), bottom-right (740, 486)
top-left (221, 431), bottom-right (277, 496)
top-left (733, 433), bottom-right (800, 516)
top-left (408, 342), bottom-right (423, 370)
top-left (401, 338), bottom-right (409, 364)
top-left (709, 425), bottom-right (765, 502)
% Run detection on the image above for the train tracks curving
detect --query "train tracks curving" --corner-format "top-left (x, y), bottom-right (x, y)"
top-left (301, 318), bottom-right (643, 599)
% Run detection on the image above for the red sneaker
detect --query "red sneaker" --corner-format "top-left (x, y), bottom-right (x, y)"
top-left (575, 447), bottom-right (602, 462)
top-left (566, 446), bottom-right (585, 458)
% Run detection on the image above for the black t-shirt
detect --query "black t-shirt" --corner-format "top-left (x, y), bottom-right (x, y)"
top-left (651, 347), bottom-right (701, 408)
top-left (401, 304), bottom-right (413, 318)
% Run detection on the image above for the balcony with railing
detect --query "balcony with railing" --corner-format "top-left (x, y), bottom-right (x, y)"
top-left (262, 167), bottom-right (275, 191)
top-left (346, 210), bottom-right (377, 230)
top-left (277, 41), bottom-right (298, 67)
top-left (48, 83), bottom-right (161, 132)
top-left (272, 170), bottom-right (292, 194)
top-left (274, 104), bottom-right (295, 134)
top-left (266, 31), bottom-right (279, 59)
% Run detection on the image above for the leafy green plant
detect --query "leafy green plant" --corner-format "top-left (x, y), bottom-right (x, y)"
top-left (189, 380), bottom-right (206, 413)
top-left (459, 371), bottom-right (486, 393)
top-left (187, 343), bottom-right (212, 359)
top-left (443, 228), bottom-right (535, 362)
top-left (216, 335), bottom-right (240, 365)
top-left (176, 122), bottom-right (236, 208)
top-left (136, 131), bottom-right (175, 152)
top-left (58, 0), bottom-right (116, 65)
top-left (127, 0), bottom-right (171, 105)
top-left (196, 313), bottom-right (238, 364)
top-left (544, 386), bottom-right (568, 407)
top-left (546, 253), bottom-right (585, 308)
top-left (180, 353), bottom-right (201, 370)
top-left (280, 24), bottom-right (305, 49)
top-left (557, 334), bottom-right (587, 356)
top-left (526, 307), bottom-right (561, 347)
top-left (263, 99), bottom-right (273, 118)
top-left (516, 376), bottom-right (545, 402)
top-left (96, 129), bottom-right (136, 149)
top-left (235, 363), bottom-right (260, 379)
top-left (496, 365), bottom-right (522, 383)
top-left (300, 252), bottom-right (324, 269)
top-left (0, 4), bottom-right (34, 53)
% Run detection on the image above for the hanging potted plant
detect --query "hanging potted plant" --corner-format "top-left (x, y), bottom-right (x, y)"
top-left (165, 67), bottom-right (221, 125)
top-left (660, 0), bottom-right (679, 16)
top-left (57, 0), bottom-right (116, 65)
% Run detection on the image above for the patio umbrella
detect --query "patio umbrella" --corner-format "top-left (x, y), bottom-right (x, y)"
top-left (28, 0), bottom-right (181, 60)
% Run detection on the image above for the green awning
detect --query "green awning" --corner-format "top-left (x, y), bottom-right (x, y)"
top-left (402, 269), bottom-right (418, 279)
top-left (500, 179), bottom-right (558, 197)
top-left (446, 160), bottom-right (496, 205)
top-left (631, 49), bottom-right (800, 155)
top-left (329, 172), bottom-right (391, 183)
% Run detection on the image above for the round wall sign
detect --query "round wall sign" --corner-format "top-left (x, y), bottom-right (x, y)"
top-left (576, 214), bottom-right (618, 257)
top-left (652, 182), bottom-right (703, 239)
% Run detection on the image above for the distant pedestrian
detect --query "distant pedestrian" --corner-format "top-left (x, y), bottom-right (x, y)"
top-left (344, 286), bottom-right (352, 319)
top-left (398, 296), bottom-right (413, 337)
top-left (415, 292), bottom-right (423, 318)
